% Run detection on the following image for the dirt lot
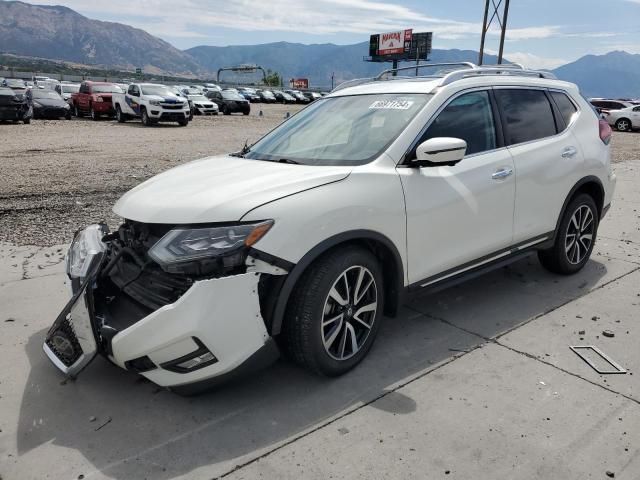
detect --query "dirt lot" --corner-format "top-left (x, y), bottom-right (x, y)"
top-left (0, 107), bottom-right (636, 246)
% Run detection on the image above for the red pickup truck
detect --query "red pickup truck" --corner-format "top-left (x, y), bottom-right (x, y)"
top-left (71, 81), bottom-right (124, 120)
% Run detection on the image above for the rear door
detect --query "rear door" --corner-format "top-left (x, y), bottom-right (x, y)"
top-left (494, 88), bottom-right (584, 243)
top-left (398, 89), bottom-right (516, 284)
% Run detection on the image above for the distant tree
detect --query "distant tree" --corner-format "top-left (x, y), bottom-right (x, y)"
top-left (264, 69), bottom-right (281, 87)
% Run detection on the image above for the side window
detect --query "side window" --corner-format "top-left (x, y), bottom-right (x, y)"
top-left (495, 89), bottom-right (557, 145)
top-left (634, 106), bottom-right (640, 112)
top-left (419, 90), bottom-right (497, 156)
top-left (550, 91), bottom-right (578, 128)
top-left (79, 83), bottom-right (88, 94)
top-left (128, 85), bottom-right (139, 96)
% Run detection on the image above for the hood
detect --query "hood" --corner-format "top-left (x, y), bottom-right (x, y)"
top-left (146, 95), bottom-right (183, 103)
top-left (113, 155), bottom-right (351, 224)
top-left (33, 97), bottom-right (67, 107)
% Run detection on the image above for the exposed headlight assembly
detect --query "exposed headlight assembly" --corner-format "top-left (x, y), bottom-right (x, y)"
top-left (149, 221), bottom-right (273, 273)
top-left (149, 100), bottom-right (161, 106)
top-left (66, 224), bottom-right (107, 287)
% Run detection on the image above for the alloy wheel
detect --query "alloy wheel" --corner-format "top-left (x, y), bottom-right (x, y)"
top-left (321, 265), bottom-right (378, 361)
top-left (617, 120), bottom-right (629, 132)
top-left (565, 205), bottom-right (595, 265)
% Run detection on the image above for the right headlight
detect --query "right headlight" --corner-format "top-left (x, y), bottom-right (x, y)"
top-left (66, 224), bottom-right (107, 285)
top-left (149, 220), bottom-right (274, 268)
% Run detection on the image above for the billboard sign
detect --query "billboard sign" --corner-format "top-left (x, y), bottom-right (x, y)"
top-left (290, 78), bottom-right (309, 89)
top-left (377, 29), bottom-right (412, 56)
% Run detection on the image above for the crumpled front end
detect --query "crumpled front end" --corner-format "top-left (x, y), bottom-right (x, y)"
top-left (44, 221), bottom-right (286, 392)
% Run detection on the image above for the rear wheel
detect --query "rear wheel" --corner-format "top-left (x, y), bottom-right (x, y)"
top-left (283, 247), bottom-right (383, 376)
top-left (616, 118), bottom-right (631, 132)
top-left (538, 193), bottom-right (599, 275)
top-left (23, 117), bottom-right (31, 124)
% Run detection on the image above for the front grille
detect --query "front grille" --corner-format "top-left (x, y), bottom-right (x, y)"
top-left (161, 104), bottom-right (183, 110)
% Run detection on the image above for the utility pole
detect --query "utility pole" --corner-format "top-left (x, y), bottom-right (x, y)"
top-left (478, 0), bottom-right (511, 65)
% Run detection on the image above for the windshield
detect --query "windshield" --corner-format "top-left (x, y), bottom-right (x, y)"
top-left (244, 93), bottom-right (430, 166)
top-left (61, 85), bottom-right (80, 93)
top-left (141, 85), bottom-right (174, 96)
top-left (261, 91), bottom-right (275, 97)
top-left (190, 95), bottom-right (209, 102)
top-left (93, 85), bottom-right (123, 94)
top-left (32, 90), bottom-right (63, 99)
top-left (184, 88), bottom-right (201, 95)
top-left (222, 91), bottom-right (244, 100)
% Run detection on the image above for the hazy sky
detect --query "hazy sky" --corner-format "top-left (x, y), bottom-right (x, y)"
top-left (22, 0), bottom-right (640, 68)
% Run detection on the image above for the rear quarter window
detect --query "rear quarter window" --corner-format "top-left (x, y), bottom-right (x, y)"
top-left (550, 91), bottom-right (578, 127)
top-left (495, 89), bottom-right (557, 145)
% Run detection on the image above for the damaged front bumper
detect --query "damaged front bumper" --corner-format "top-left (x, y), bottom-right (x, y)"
top-left (43, 223), bottom-right (283, 392)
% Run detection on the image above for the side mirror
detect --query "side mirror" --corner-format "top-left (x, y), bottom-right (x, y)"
top-left (414, 137), bottom-right (467, 166)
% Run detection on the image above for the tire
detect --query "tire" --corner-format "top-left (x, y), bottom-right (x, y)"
top-left (538, 193), bottom-right (599, 275)
top-left (141, 108), bottom-right (152, 126)
top-left (282, 246), bottom-right (384, 376)
top-left (178, 119), bottom-right (188, 126)
top-left (90, 106), bottom-right (99, 121)
top-left (74, 104), bottom-right (81, 117)
top-left (23, 118), bottom-right (31, 125)
top-left (116, 106), bottom-right (126, 123)
top-left (615, 118), bottom-right (631, 132)
top-left (222, 105), bottom-right (230, 115)
top-left (243, 110), bottom-right (250, 116)
top-left (65, 112), bottom-right (72, 120)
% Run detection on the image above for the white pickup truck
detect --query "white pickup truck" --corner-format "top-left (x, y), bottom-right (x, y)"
top-left (111, 83), bottom-right (190, 126)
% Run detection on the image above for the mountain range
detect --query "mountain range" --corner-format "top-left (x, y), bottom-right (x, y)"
top-left (1, 0), bottom-right (639, 97)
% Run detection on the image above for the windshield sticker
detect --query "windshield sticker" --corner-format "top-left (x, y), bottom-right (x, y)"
top-left (369, 99), bottom-right (414, 110)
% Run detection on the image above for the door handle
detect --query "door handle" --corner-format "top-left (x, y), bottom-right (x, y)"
top-left (561, 146), bottom-right (578, 158)
top-left (492, 167), bottom-right (513, 180)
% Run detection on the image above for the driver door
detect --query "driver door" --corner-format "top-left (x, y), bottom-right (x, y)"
top-left (397, 89), bottom-right (516, 285)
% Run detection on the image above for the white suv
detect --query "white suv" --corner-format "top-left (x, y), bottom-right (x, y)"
top-left (44, 64), bottom-right (616, 394)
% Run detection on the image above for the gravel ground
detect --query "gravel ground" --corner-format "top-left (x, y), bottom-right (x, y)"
top-left (0, 109), bottom-right (636, 246)
top-left (0, 104), bottom-right (303, 245)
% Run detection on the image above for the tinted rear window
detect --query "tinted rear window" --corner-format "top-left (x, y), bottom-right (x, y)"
top-left (495, 89), bottom-right (557, 145)
top-left (550, 91), bottom-right (578, 127)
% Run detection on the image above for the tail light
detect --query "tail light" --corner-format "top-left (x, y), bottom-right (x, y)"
top-left (599, 119), bottom-right (612, 145)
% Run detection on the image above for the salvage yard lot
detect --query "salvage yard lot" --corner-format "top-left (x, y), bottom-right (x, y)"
top-left (1, 110), bottom-right (640, 480)
top-left (0, 103), bottom-right (304, 245)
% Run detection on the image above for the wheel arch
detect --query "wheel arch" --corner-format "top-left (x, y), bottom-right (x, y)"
top-left (552, 176), bottom-right (605, 242)
top-left (266, 230), bottom-right (405, 336)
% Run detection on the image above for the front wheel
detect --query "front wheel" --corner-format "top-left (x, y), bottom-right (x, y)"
top-left (538, 193), bottom-right (599, 275)
top-left (141, 108), bottom-right (152, 126)
top-left (283, 247), bottom-right (383, 376)
top-left (116, 106), bottom-right (126, 123)
top-left (90, 106), bottom-right (99, 121)
top-left (74, 105), bottom-right (81, 117)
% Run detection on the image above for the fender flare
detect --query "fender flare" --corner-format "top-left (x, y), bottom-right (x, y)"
top-left (552, 175), bottom-right (605, 243)
top-left (268, 229), bottom-right (405, 336)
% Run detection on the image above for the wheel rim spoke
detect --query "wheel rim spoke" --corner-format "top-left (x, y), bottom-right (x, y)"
top-left (566, 205), bottom-right (595, 265)
top-left (322, 265), bottom-right (378, 361)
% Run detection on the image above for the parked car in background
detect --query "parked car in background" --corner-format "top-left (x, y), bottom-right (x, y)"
top-left (2, 78), bottom-right (27, 90)
top-left (203, 83), bottom-right (222, 92)
top-left (72, 81), bottom-right (123, 120)
top-left (112, 83), bottom-right (190, 126)
top-left (28, 88), bottom-right (71, 119)
top-left (256, 89), bottom-right (277, 103)
top-left (238, 87), bottom-right (260, 103)
top-left (37, 78), bottom-right (61, 91)
top-left (272, 90), bottom-right (297, 104)
top-left (206, 89), bottom-right (250, 115)
top-left (0, 86), bottom-right (31, 124)
top-left (188, 93), bottom-right (219, 115)
top-left (604, 104), bottom-right (640, 132)
top-left (590, 98), bottom-right (634, 115)
top-left (55, 83), bottom-right (80, 105)
top-left (285, 89), bottom-right (311, 103)
top-left (303, 91), bottom-right (323, 102)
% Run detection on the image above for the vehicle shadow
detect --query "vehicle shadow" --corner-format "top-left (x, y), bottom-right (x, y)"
top-left (17, 255), bottom-right (608, 480)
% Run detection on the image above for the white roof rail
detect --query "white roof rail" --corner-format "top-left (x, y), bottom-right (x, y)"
top-left (439, 67), bottom-right (557, 87)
